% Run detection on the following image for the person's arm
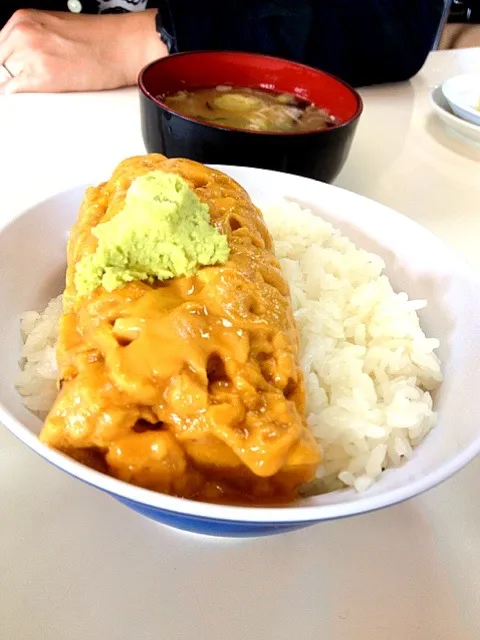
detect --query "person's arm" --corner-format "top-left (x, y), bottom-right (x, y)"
top-left (157, 0), bottom-right (445, 87)
top-left (0, 9), bottom-right (166, 93)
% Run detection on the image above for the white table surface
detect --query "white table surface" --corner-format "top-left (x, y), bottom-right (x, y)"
top-left (0, 48), bottom-right (479, 640)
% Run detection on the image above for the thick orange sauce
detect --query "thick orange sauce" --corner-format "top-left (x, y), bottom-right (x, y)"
top-left (40, 155), bottom-right (321, 504)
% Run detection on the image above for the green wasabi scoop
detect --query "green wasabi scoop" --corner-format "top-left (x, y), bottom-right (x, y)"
top-left (75, 170), bottom-right (230, 296)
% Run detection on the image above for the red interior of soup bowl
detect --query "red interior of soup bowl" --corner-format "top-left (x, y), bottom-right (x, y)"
top-left (139, 51), bottom-right (362, 130)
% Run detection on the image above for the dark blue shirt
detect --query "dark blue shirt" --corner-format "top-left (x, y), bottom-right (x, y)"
top-left (158, 0), bottom-right (445, 86)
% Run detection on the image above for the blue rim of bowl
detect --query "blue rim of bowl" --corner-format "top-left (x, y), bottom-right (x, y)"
top-left (4, 293), bottom-right (480, 528)
top-left (3, 402), bottom-right (480, 524)
top-left (138, 50), bottom-right (363, 137)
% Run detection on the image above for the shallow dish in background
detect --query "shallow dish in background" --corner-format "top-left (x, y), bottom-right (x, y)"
top-left (429, 85), bottom-right (480, 144)
top-left (138, 51), bottom-right (362, 184)
top-left (441, 73), bottom-right (480, 127)
top-left (1, 167), bottom-right (480, 538)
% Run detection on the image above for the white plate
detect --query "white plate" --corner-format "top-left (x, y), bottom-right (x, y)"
top-left (429, 85), bottom-right (480, 144)
top-left (0, 166), bottom-right (480, 528)
top-left (442, 73), bottom-right (480, 127)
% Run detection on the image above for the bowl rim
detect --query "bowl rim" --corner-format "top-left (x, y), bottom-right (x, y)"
top-left (3, 385), bottom-right (480, 525)
top-left (441, 73), bottom-right (480, 126)
top-left (2, 166), bottom-right (480, 525)
top-left (429, 85), bottom-right (480, 138)
top-left (138, 50), bottom-right (363, 137)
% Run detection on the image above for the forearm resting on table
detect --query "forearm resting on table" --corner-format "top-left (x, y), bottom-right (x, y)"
top-left (439, 23), bottom-right (480, 49)
top-left (118, 10), bottom-right (168, 86)
top-left (0, 9), bottom-right (167, 93)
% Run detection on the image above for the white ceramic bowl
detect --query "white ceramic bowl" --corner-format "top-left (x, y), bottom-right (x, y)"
top-left (1, 166), bottom-right (480, 538)
top-left (429, 85), bottom-right (480, 144)
top-left (441, 73), bottom-right (480, 127)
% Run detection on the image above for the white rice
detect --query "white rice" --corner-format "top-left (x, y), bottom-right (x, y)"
top-left (16, 295), bottom-right (63, 415)
top-left (15, 200), bottom-right (442, 493)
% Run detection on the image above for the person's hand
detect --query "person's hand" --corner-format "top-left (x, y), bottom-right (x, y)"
top-left (0, 9), bottom-right (167, 94)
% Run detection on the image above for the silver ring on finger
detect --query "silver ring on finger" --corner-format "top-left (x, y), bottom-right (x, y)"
top-left (1, 62), bottom-right (14, 78)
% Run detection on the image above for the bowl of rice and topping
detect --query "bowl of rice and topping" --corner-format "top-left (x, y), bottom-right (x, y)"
top-left (1, 156), bottom-right (480, 538)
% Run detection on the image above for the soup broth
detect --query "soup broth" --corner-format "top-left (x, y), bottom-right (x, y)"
top-left (161, 86), bottom-right (337, 132)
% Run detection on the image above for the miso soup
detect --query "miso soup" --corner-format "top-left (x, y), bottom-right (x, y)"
top-left (161, 86), bottom-right (337, 133)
